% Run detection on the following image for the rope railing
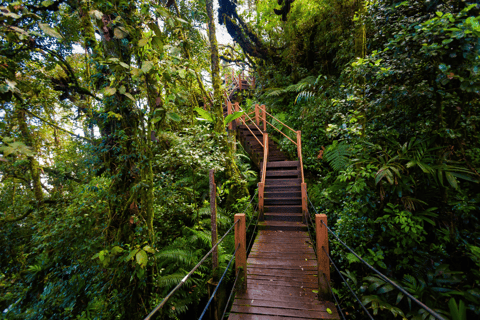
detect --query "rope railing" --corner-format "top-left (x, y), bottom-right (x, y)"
top-left (198, 243), bottom-right (240, 320)
top-left (304, 186), bottom-right (447, 320)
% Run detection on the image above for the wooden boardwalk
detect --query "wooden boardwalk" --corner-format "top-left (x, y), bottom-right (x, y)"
top-left (228, 230), bottom-right (339, 319)
top-left (228, 124), bottom-right (340, 319)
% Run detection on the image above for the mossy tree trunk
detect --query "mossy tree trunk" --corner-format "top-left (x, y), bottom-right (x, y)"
top-left (206, 0), bottom-right (248, 206)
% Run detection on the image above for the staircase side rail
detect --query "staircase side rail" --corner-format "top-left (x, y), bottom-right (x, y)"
top-left (236, 105), bottom-right (264, 136)
top-left (265, 119), bottom-right (297, 145)
top-left (239, 117), bottom-right (264, 147)
top-left (297, 131), bottom-right (305, 183)
top-left (263, 109), bottom-right (297, 134)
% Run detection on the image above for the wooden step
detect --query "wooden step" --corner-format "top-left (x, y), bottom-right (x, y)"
top-left (264, 191), bottom-right (302, 198)
top-left (264, 198), bottom-right (301, 205)
top-left (265, 205), bottom-right (302, 213)
top-left (258, 220), bottom-right (307, 232)
top-left (265, 178), bottom-right (302, 186)
top-left (263, 161), bottom-right (300, 168)
top-left (266, 170), bottom-right (300, 177)
top-left (265, 185), bottom-right (301, 192)
top-left (264, 212), bottom-right (303, 222)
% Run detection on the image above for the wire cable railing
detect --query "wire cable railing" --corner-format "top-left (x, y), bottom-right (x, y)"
top-left (143, 219), bottom-right (239, 320)
top-left (198, 244), bottom-right (240, 320)
top-left (304, 185), bottom-right (447, 320)
top-left (144, 189), bottom-right (259, 320)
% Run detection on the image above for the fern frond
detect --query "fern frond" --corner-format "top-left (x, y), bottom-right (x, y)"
top-left (266, 88), bottom-right (287, 97)
top-left (184, 227), bottom-right (211, 247)
top-left (295, 91), bottom-right (316, 104)
top-left (156, 248), bottom-right (197, 267)
top-left (324, 141), bottom-right (350, 172)
top-left (156, 272), bottom-right (192, 288)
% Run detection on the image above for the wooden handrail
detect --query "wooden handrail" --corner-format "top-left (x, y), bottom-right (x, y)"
top-left (261, 134), bottom-right (268, 184)
top-left (240, 118), bottom-right (263, 147)
top-left (263, 110), bottom-right (297, 134)
top-left (297, 131), bottom-right (305, 183)
top-left (265, 120), bottom-right (297, 145)
top-left (237, 105), bottom-right (264, 135)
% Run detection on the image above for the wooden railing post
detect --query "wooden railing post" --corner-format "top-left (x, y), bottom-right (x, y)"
top-left (255, 104), bottom-right (259, 125)
top-left (227, 101), bottom-right (232, 130)
top-left (235, 213), bottom-right (247, 293)
top-left (238, 73), bottom-right (242, 90)
top-left (301, 183), bottom-right (307, 223)
top-left (234, 102), bottom-right (240, 126)
top-left (258, 182), bottom-right (264, 221)
top-left (316, 214), bottom-right (331, 300)
top-left (261, 105), bottom-right (266, 132)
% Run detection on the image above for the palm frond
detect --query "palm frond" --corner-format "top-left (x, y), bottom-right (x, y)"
top-left (155, 272), bottom-right (193, 288)
top-left (155, 248), bottom-right (197, 267)
top-left (295, 91), bottom-right (316, 104)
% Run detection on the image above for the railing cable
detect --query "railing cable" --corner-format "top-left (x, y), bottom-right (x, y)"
top-left (144, 219), bottom-right (239, 320)
top-left (322, 247), bottom-right (374, 320)
top-left (221, 271), bottom-right (240, 319)
top-left (306, 190), bottom-right (446, 320)
top-left (325, 273), bottom-right (347, 320)
top-left (198, 244), bottom-right (240, 320)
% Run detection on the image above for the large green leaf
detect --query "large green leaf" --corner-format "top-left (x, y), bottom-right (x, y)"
top-left (136, 249), bottom-right (148, 268)
top-left (224, 111), bottom-right (244, 126)
top-left (194, 107), bottom-right (213, 122)
top-left (39, 23), bottom-right (63, 39)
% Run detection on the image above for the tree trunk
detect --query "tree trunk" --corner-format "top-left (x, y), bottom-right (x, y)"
top-left (16, 108), bottom-right (44, 211)
top-left (206, 0), bottom-right (248, 205)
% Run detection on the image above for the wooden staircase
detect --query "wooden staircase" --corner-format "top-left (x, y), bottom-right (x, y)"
top-left (225, 79), bottom-right (339, 320)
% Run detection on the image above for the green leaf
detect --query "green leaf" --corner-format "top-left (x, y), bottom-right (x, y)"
top-left (166, 112), bottom-right (181, 122)
top-left (152, 36), bottom-right (164, 52)
top-left (224, 111), bottom-right (244, 126)
top-left (436, 11), bottom-right (443, 17)
top-left (104, 87), bottom-right (116, 96)
top-left (119, 62), bottom-right (130, 69)
top-left (138, 38), bottom-right (149, 47)
top-left (141, 61), bottom-right (154, 74)
top-left (124, 92), bottom-right (135, 101)
top-left (143, 245), bottom-right (155, 254)
top-left (194, 107), bottom-right (213, 122)
top-left (39, 23), bottom-right (63, 39)
top-left (445, 171), bottom-right (458, 189)
top-left (125, 248), bottom-right (140, 261)
top-left (136, 249), bottom-right (148, 268)
top-left (118, 85), bottom-right (126, 94)
top-left (326, 308), bottom-right (332, 314)
top-left (111, 246), bottom-right (124, 254)
top-left (42, 0), bottom-right (54, 7)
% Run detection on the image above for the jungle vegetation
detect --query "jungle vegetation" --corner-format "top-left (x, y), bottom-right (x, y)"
top-left (1, 0), bottom-right (479, 319)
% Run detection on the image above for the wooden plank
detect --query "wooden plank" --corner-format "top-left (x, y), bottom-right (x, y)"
top-left (248, 274), bottom-right (318, 284)
top-left (264, 160), bottom-right (300, 168)
top-left (248, 257), bottom-right (317, 267)
top-left (230, 305), bottom-right (336, 319)
top-left (247, 278), bottom-right (318, 289)
top-left (229, 314), bottom-right (318, 320)
top-left (233, 284), bottom-right (317, 299)
top-left (233, 298), bottom-right (337, 312)
top-left (248, 252), bottom-right (316, 259)
top-left (247, 267), bottom-right (317, 277)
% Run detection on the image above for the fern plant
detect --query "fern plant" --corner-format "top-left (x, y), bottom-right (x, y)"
top-left (323, 141), bottom-right (351, 172)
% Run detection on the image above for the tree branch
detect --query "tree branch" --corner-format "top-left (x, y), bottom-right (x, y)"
top-left (22, 108), bottom-right (93, 142)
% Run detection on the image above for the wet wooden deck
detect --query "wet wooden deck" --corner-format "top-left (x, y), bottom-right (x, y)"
top-left (228, 230), bottom-right (340, 320)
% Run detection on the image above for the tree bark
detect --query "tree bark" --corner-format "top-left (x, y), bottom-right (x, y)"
top-left (206, 0), bottom-right (248, 205)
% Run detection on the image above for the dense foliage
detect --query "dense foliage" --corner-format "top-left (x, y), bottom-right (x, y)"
top-left (246, 0), bottom-right (480, 319)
